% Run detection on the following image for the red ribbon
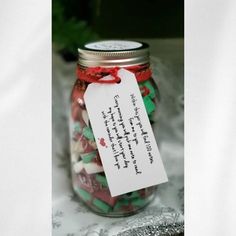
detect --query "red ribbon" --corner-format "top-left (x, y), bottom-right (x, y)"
top-left (76, 65), bottom-right (152, 84)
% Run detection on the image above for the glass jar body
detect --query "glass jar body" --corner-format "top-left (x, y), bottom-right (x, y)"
top-left (69, 65), bottom-right (159, 217)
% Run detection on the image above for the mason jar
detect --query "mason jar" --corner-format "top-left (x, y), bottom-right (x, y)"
top-left (69, 40), bottom-right (160, 217)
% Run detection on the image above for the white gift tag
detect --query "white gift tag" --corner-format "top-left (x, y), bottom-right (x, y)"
top-left (84, 69), bottom-right (168, 197)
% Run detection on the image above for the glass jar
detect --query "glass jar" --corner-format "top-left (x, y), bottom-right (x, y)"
top-left (69, 40), bottom-right (160, 217)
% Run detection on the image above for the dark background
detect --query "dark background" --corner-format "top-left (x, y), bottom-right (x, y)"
top-left (53, 0), bottom-right (184, 60)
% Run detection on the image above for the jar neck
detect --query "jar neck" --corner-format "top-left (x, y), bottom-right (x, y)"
top-left (76, 63), bottom-right (152, 84)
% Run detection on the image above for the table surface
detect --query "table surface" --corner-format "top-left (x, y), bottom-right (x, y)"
top-left (52, 39), bottom-right (184, 236)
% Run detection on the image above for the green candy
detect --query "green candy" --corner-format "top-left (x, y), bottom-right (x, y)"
top-left (143, 81), bottom-right (156, 99)
top-left (77, 188), bottom-right (92, 202)
top-left (114, 199), bottom-right (130, 211)
top-left (113, 202), bottom-right (122, 211)
top-left (124, 191), bottom-right (140, 199)
top-left (119, 199), bottom-right (130, 205)
top-left (93, 198), bottom-right (111, 213)
top-left (74, 122), bottom-right (82, 133)
top-left (95, 174), bottom-right (108, 187)
top-left (143, 96), bottom-right (156, 115)
top-left (131, 198), bottom-right (146, 207)
top-left (81, 151), bottom-right (96, 163)
top-left (129, 191), bottom-right (140, 198)
top-left (83, 127), bottom-right (95, 141)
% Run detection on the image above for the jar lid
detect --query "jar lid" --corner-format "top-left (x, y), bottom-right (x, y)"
top-left (78, 40), bottom-right (149, 67)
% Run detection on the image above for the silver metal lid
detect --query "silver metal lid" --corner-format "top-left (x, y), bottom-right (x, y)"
top-left (78, 40), bottom-right (150, 67)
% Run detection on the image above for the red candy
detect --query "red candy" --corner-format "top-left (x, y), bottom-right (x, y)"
top-left (71, 100), bottom-right (88, 125)
top-left (93, 152), bottom-right (103, 166)
top-left (71, 86), bottom-right (86, 109)
top-left (94, 188), bottom-right (118, 206)
top-left (71, 102), bottom-right (81, 121)
top-left (74, 133), bottom-right (94, 153)
top-left (121, 204), bottom-right (134, 212)
top-left (76, 170), bottom-right (103, 193)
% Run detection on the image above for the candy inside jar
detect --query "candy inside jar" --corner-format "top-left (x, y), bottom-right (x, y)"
top-left (69, 40), bottom-right (160, 217)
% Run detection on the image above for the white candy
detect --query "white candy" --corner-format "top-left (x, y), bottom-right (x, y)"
top-left (71, 152), bottom-right (80, 163)
top-left (84, 162), bottom-right (104, 174)
top-left (82, 110), bottom-right (89, 126)
top-left (88, 140), bottom-right (97, 149)
top-left (73, 161), bottom-right (84, 173)
top-left (71, 140), bottom-right (85, 153)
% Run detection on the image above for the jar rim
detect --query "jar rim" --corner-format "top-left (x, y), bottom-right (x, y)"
top-left (78, 40), bottom-right (150, 67)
